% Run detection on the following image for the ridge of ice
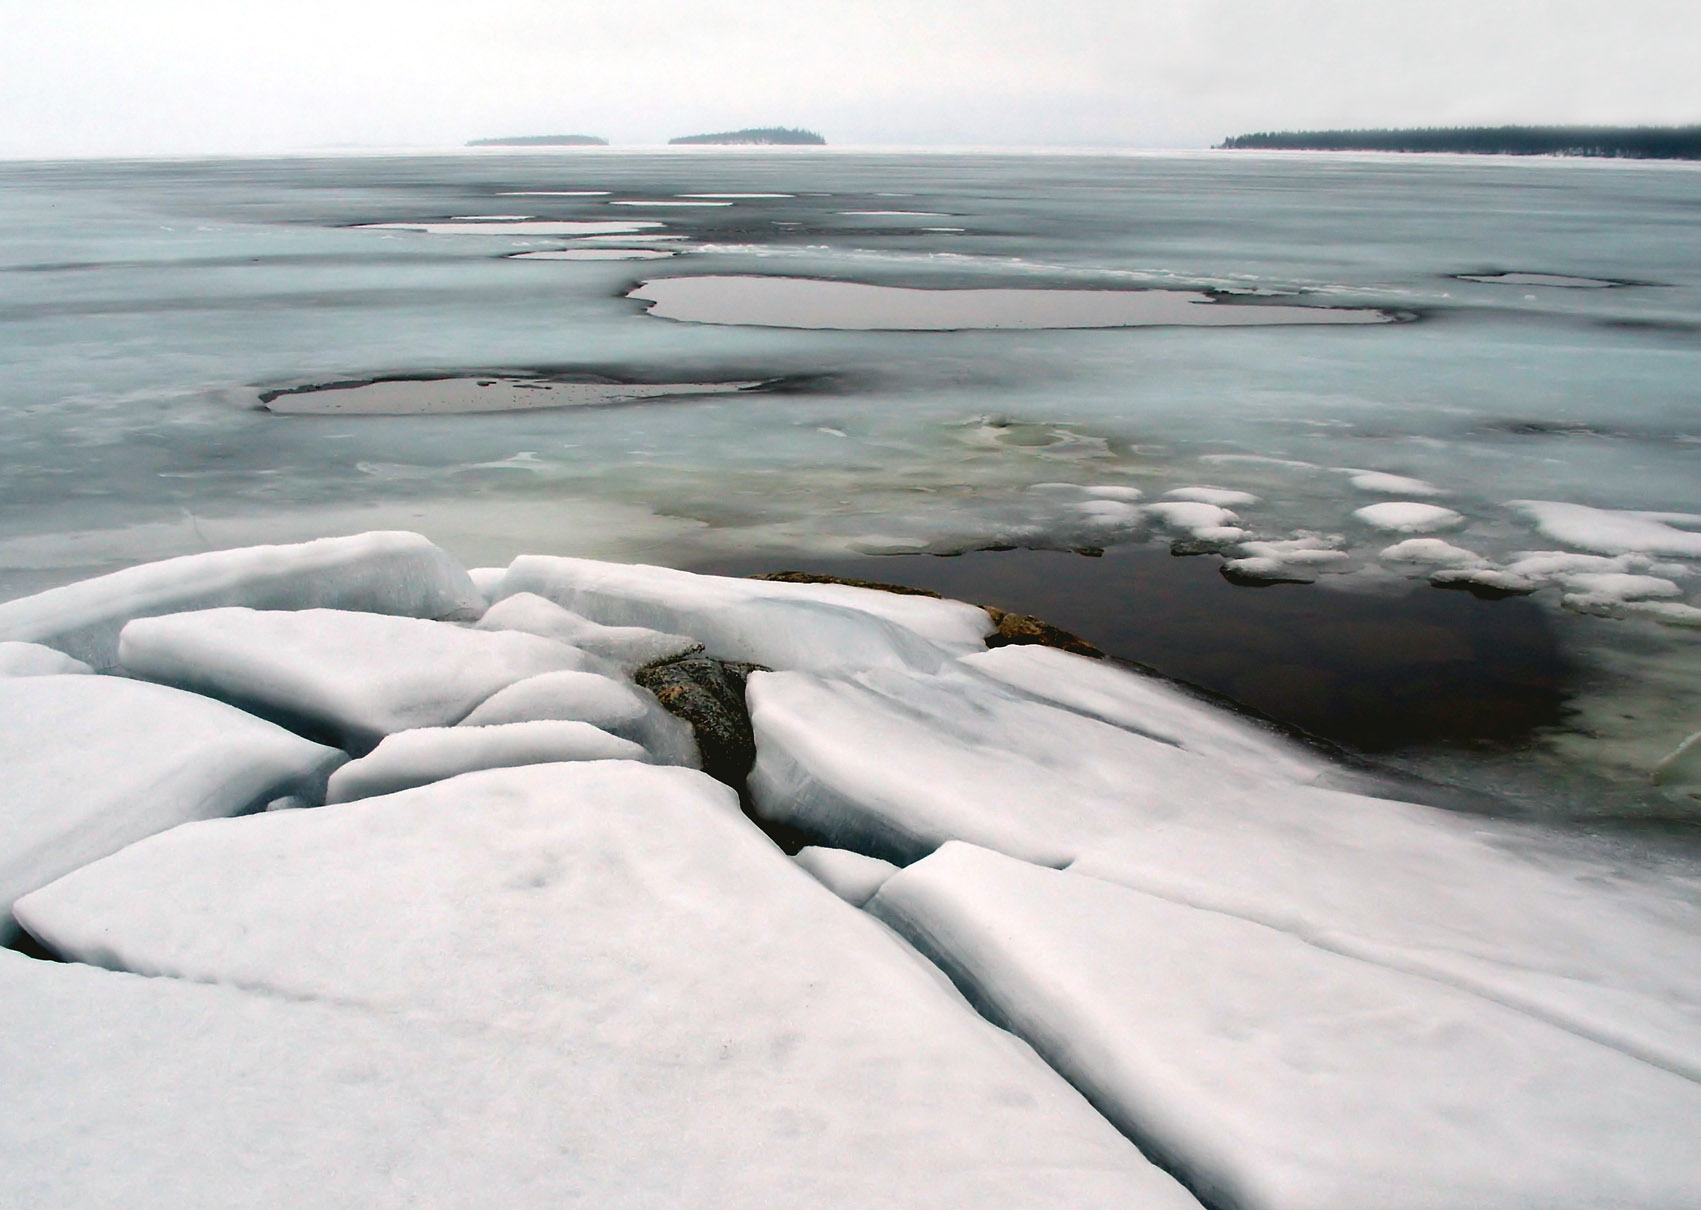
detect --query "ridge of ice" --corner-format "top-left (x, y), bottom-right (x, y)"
top-left (0, 640), bottom-right (93, 677)
top-left (792, 846), bottom-right (901, 907)
top-left (119, 607), bottom-right (591, 749)
top-left (1, 674), bottom-right (343, 933)
top-left (872, 842), bottom-right (1701, 1210)
top-left (458, 668), bottom-right (698, 766)
top-left (493, 556), bottom-right (993, 672)
top-left (0, 531), bottom-right (483, 669)
top-left (325, 722), bottom-right (649, 803)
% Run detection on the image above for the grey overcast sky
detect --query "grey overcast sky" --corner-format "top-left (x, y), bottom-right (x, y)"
top-left (1, 0), bottom-right (1697, 157)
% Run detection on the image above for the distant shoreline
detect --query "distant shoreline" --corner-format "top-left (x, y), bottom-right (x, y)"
top-left (1217, 125), bottom-right (1701, 160)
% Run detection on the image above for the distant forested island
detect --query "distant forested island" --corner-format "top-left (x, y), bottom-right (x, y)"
top-left (1217, 125), bottom-right (1701, 160)
top-left (668, 127), bottom-right (826, 146)
top-left (467, 134), bottom-right (608, 147)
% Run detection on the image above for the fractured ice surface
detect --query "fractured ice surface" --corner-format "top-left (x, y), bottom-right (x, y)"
top-left (475, 591), bottom-right (702, 670)
top-left (0, 531), bottom-right (481, 669)
top-left (119, 607), bottom-right (590, 749)
top-left (0, 675), bottom-right (342, 932)
top-left (458, 668), bottom-right (698, 766)
top-left (325, 721), bottom-right (649, 803)
top-left (872, 842), bottom-right (1701, 1210)
top-left (13, 763), bottom-right (1197, 1210)
top-left (0, 640), bottom-right (92, 676)
top-left (746, 655), bottom-right (1701, 1080)
top-left (792, 846), bottom-right (901, 907)
top-left (492, 556), bottom-right (992, 672)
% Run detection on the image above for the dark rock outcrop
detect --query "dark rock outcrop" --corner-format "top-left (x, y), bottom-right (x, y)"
top-left (635, 655), bottom-right (766, 787)
top-left (984, 608), bottom-right (1104, 659)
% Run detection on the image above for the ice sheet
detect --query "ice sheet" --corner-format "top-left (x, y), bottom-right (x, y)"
top-left (1511, 501), bottom-right (1701, 557)
top-left (1351, 501), bottom-right (1464, 532)
top-left (0, 675), bottom-right (342, 933)
top-left (793, 846), bottom-right (900, 906)
top-left (0, 640), bottom-right (92, 676)
top-left (493, 556), bottom-right (992, 672)
top-left (0, 532), bottom-right (482, 669)
top-left (119, 607), bottom-right (590, 749)
top-left (458, 669), bottom-right (699, 766)
top-left (872, 843), bottom-right (1701, 1210)
top-left (13, 763), bottom-right (1198, 1209)
top-left (475, 591), bottom-right (702, 670)
top-left (325, 722), bottom-right (648, 802)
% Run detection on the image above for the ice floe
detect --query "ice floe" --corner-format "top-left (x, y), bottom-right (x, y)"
top-left (356, 220), bottom-right (663, 236)
top-left (325, 721), bottom-right (648, 803)
top-left (1164, 486), bottom-right (1259, 507)
top-left (1351, 501), bottom-right (1465, 533)
top-left (872, 842), bottom-right (1701, 1210)
top-left (13, 763), bottom-right (1196, 1209)
top-left (119, 607), bottom-right (590, 749)
top-left (0, 640), bottom-right (92, 676)
top-left (792, 846), bottom-right (900, 907)
top-left (492, 556), bottom-right (992, 672)
top-left (475, 591), bottom-right (701, 670)
top-left (458, 668), bottom-right (698, 765)
top-left (1141, 500), bottom-right (1246, 544)
top-left (1380, 537), bottom-right (1484, 566)
top-left (1342, 469), bottom-right (1443, 496)
top-left (1, 674), bottom-right (341, 932)
top-left (1222, 535), bottom-right (1351, 583)
top-left (0, 531), bottom-right (481, 669)
top-left (1511, 500), bottom-right (1701, 557)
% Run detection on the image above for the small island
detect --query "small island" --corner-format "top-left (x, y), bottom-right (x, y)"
top-left (466, 134), bottom-right (608, 148)
top-left (1216, 125), bottom-right (1701, 160)
top-left (669, 127), bottom-right (826, 146)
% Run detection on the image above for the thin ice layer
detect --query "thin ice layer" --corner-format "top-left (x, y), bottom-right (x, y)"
top-left (872, 843), bottom-right (1701, 1210)
top-left (746, 660), bottom-right (1701, 1079)
top-left (0, 532), bottom-right (482, 669)
top-left (0, 675), bottom-right (342, 932)
top-left (459, 669), bottom-right (698, 766)
top-left (493, 555), bottom-right (993, 671)
top-left (119, 607), bottom-right (590, 749)
top-left (13, 763), bottom-right (1198, 1210)
top-left (325, 722), bottom-right (648, 803)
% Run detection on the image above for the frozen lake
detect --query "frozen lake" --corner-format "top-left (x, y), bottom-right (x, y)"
top-left (1, 148), bottom-right (1698, 837)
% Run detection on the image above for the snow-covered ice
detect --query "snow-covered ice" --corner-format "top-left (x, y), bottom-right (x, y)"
top-left (458, 669), bottom-right (698, 766)
top-left (1342, 469), bottom-right (1444, 496)
top-left (1511, 501), bottom-right (1701, 557)
top-left (792, 846), bottom-right (901, 907)
top-left (325, 722), bottom-right (648, 803)
top-left (476, 590), bottom-right (702, 670)
top-left (1163, 486), bottom-right (1259, 507)
top-left (493, 556), bottom-right (992, 672)
top-left (872, 842), bottom-right (1701, 1210)
top-left (0, 531), bottom-right (482, 669)
top-left (1380, 537), bottom-right (1483, 566)
top-left (0, 640), bottom-right (92, 676)
top-left (119, 607), bottom-right (590, 749)
top-left (1352, 501), bottom-right (1465, 532)
top-left (1, 675), bottom-right (342, 933)
top-left (13, 763), bottom-right (1198, 1209)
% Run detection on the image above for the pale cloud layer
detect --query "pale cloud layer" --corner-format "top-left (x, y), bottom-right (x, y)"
top-left (1, 0), bottom-right (1696, 157)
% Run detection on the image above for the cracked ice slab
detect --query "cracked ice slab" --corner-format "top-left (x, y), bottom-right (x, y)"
top-left (12, 762), bottom-right (1199, 1210)
top-left (745, 658), bottom-right (1701, 1081)
top-left (492, 555), bottom-right (994, 672)
top-left (324, 721), bottom-right (649, 803)
top-left (459, 668), bottom-right (698, 766)
top-left (119, 607), bottom-right (592, 750)
top-left (0, 675), bottom-right (343, 934)
top-left (0, 531), bottom-right (482, 670)
top-left (871, 842), bottom-right (1701, 1210)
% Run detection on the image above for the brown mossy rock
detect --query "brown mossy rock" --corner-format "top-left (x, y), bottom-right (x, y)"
top-left (634, 654), bottom-right (767, 787)
top-left (984, 608), bottom-right (1104, 659)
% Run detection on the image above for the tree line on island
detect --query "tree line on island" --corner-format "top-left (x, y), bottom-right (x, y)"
top-left (468, 127), bottom-right (825, 148)
top-left (1217, 125), bottom-right (1701, 160)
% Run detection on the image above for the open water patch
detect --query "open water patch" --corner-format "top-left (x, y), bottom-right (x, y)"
top-left (258, 373), bottom-right (772, 416)
top-left (627, 275), bottom-right (1402, 330)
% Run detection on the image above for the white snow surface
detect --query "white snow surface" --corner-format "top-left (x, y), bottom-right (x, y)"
top-left (458, 669), bottom-right (698, 767)
top-left (119, 607), bottom-right (591, 749)
top-left (0, 675), bottom-right (342, 932)
top-left (13, 763), bottom-right (1197, 1210)
top-left (872, 843), bottom-right (1701, 1210)
top-left (466, 565), bottom-right (506, 599)
top-left (475, 591), bottom-right (701, 670)
top-left (325, 723), bottom-right (649, 803)
top-left (745, 658), bottom-right (1701, 1081)
top-left (1142, 500), bottom-right (1244, 542)
top-left (1352, 501), bottom-right (1465, 532)
top-left (493, 556), bottom-right (992, 672)
top-left (1164, 486), bottom-right (1259, 507)
top-left (0, 640), bottom-right (92, 676)
top-left (1343, 469), bottom-right (1443, 496)
top-left (0, 531), bottom-right (482, 669)
top-left (1511, 500), bottom-right (1701, 557)
top-left (792, 846), bottom-right (901, 907)
top-left (1380, 538), bottom-right (1484, 566)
